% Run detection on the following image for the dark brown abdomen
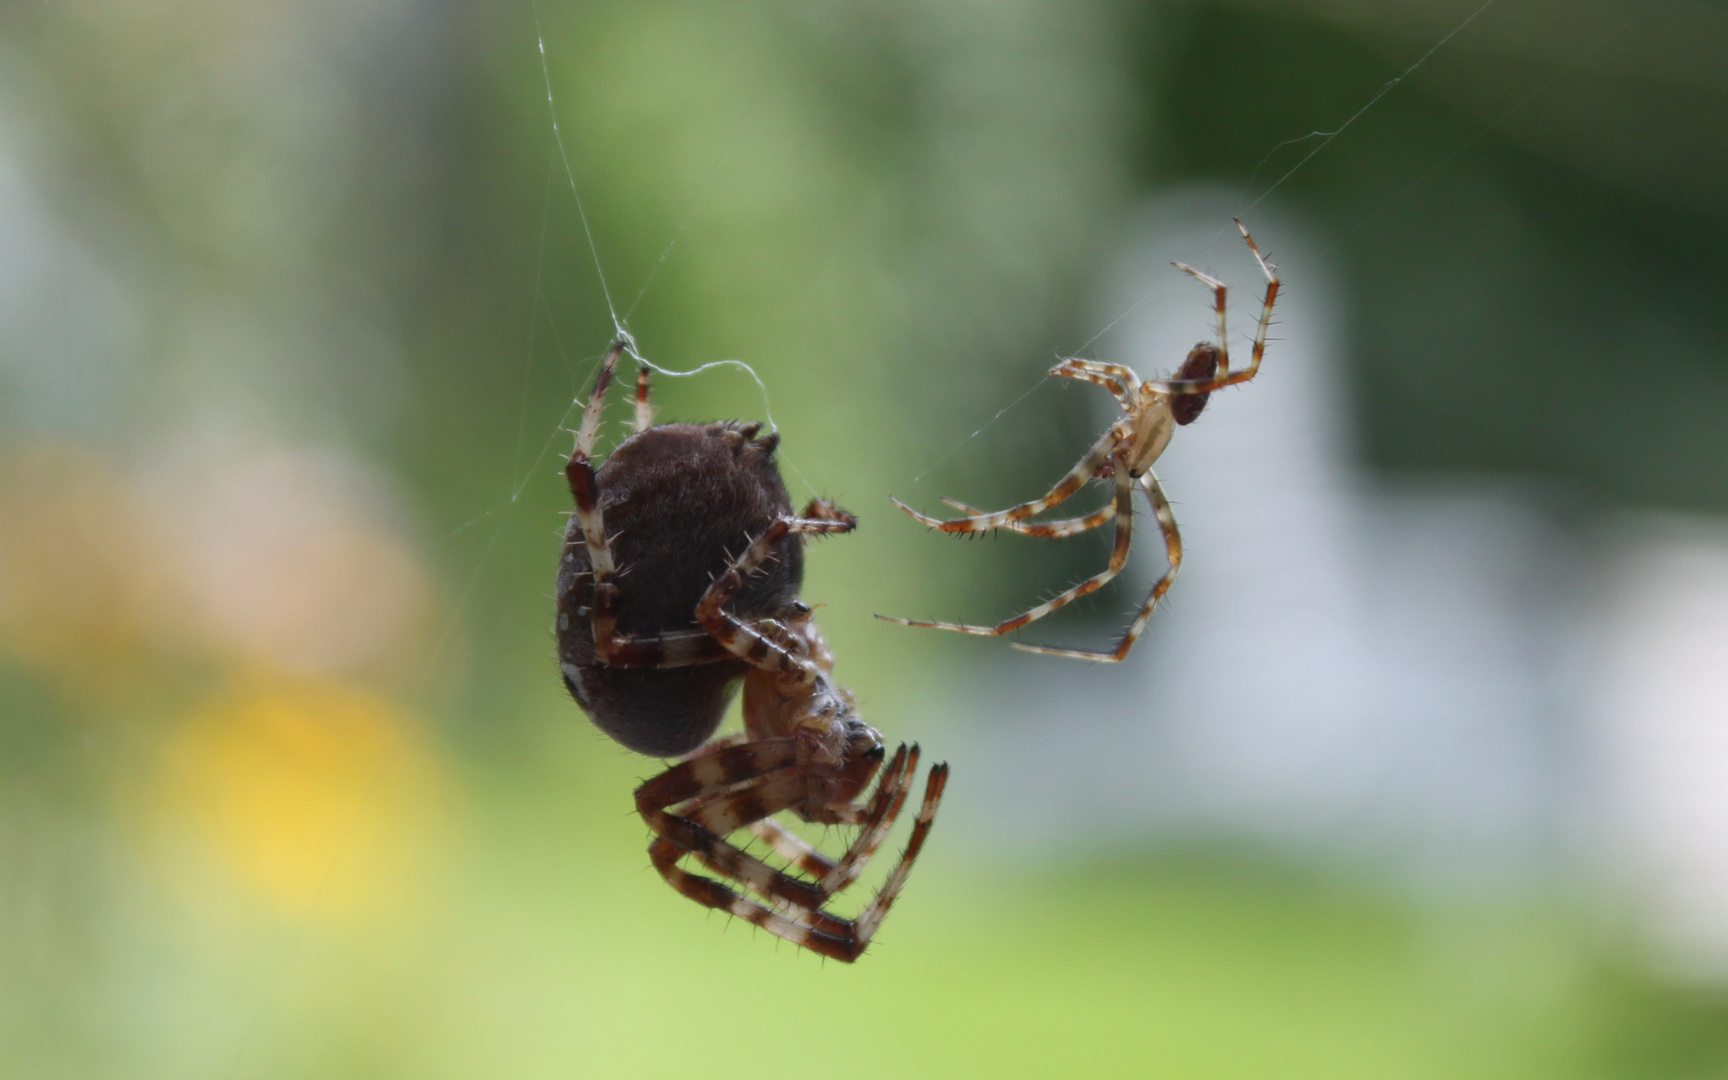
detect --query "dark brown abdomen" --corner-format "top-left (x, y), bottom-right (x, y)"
top-left (556, 422), bottom-right (802, 757)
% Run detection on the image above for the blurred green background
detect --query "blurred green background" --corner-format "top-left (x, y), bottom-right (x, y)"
top-left (3, 0), bottom-right (1728, 1076)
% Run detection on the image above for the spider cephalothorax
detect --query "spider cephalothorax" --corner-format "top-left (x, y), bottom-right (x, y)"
top-left (558, 341), bottom-right (947, 961)
top-left (879, 220), bottom-right (1280, 662)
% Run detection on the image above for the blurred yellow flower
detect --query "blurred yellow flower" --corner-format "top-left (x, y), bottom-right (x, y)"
top-left (146, 673), bottom-right (449, 922)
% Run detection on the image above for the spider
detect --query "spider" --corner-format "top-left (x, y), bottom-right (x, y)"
top-left (878, 220), bottom-right (1280, 662)
top-left (557, 339), bottom-right (948, 962)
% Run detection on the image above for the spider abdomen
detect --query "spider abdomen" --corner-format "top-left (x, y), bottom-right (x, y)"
top-left (1171, 342), bottom-right (1220, 425)
top-left (557, 421), bottom-right (803, 757)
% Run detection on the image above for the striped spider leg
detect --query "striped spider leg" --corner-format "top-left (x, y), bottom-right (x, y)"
top-left (564, 339), bottom-right (743, 671)
top-left (638, 514), bottom-right (950, 962)
top-left (878, 219), bottom-right (1280, 662)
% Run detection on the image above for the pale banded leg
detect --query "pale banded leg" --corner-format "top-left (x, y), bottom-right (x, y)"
top-left (695, 515), bottom-right (855, 682)
top-left (633, 363), bottom-right (654, 432)
top-left (564, 340), bottom-right (731, 667)
top-left (648, 839), bottom-right (855, 947)
top-left (841, 763), bottom-right (948, 954)
top-left (1014, 469), bottom-right (1183, 663)
top-left (636, 740), bottom-right (798, 819)
top-left (889, 422), bottom-right (1126, 533)
top-left (878, 453), bottom-right (1134, 638)
top-left (664, 744), bottom-right (912, 905)
top-left (674, 763), bottom-right (921, 917)
top-left (638, 743), bottom-right (855, 914)
top-left (751, 745), bottom-right (919, 895)
top-left (817, 745), bottom-right (918, 892)
top-left (647, 763), bottom-right (948, 962)
top-left (749, 744), bottom-right (916, 876)
top-left (565, 339), bottom-right (629, 659)
top-left (750, 816), bottom-right (834, 877)
top-left (1050, 358), bottom-right (1139, 411)
top-left (572, 339), bottom-right (625, 462)
top-left (1170, 260), bottom-right (1232, 379)
top-left (1238, 220), bottom-right (1279, 375)
top-left (1157, 221), bottom-right (1280, 397)
top-left (663, 770), bottom-right (837, 912)
top-left (939, 496), bottom-right (1115, 540)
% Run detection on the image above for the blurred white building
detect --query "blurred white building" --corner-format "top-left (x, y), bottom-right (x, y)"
top-left (947, 189), bottom-right (1728, 977)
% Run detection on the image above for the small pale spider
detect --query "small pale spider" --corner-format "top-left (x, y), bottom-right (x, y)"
top-left (557, 339), bottom-right (948, 961)
top-left (878, 220), bottom-right (1279, 662)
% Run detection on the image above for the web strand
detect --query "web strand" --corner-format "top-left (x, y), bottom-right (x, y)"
top-left (1325, 0), bottom-right (1661, 255)
top-left (1059, 0), bottom-right (1499, 370)
top-left (623, 85), bottom-right (764, 324)
top-left (1236, 0), bottom-right (1500, 219)
top-left (533, 1), bottom-right (621, 334)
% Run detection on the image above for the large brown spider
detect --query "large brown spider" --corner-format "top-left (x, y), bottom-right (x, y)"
top-left (557, 339), bottom-right (948, 962)
top-left (879, 220), bottom-right (1280, 662)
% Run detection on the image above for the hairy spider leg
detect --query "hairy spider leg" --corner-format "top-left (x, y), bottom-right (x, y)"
top-left (695, 515), bottom-right (857, 680)
top-left (889, 420), bottom-right (1128, 534)
top-left (1157, 221), bottom-right (1280, 397)
top-left (647, 836), bottom-right (854, 943)
top-left (680, 764), bottom-right (917, 915)
top-left (750, 816), bottom-right (834, 877)
top-left (939, 496), bottom-right (1116, 539)
top-left (752, 745), bottom-right (923, 895)
top-left (888, 357), bottom-right (1136, 538)
top-left (877, 451), bottom-right (1135, 638)
top-left (566, 338), bottom-right (625, 583)
top-left (663, 768), bottom-right (838, 911)
top-left (750, 746), bottom-right (918, 879)
top-left (1170, 261), bottom-right (1232, 379)
top-left (645, 761), bottom-right (948, 962)
top-left (566, 339), bottom-right (626, 658)
top-left (1013, 470), bottom-right (1183, 662)
top-left (637, 738), bottom-right (943, 960)
top-left (1049, 357), bottom-right (1140, 411)
top-left (637, 742), bottom-right (852, 914)
top-left (564, 340), bottom-right (736, 668)
top-left (840, 764), bottom-right (947, 955)
top-left (641, 743), bottom-right (916, 915)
